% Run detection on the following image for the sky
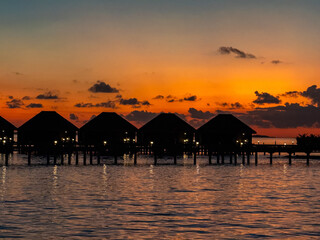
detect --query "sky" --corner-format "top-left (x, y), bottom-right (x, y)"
top-left (1, 0), bottom-right (320, 137)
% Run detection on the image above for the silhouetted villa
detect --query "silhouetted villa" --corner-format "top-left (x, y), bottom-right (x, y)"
top-left (139, 113), bottom-right (195, 154)
top-left (197, 114), bottom-right (256, 151)
top-left (0, 116), bottom-right (16, 148)
top-left (18, 111), bottom-right (78, 148)
top-left (79, 112), bottom-right (137, 148)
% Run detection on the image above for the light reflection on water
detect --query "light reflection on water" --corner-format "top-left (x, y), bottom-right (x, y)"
top-left (0, 154), bottom-right (320, 239)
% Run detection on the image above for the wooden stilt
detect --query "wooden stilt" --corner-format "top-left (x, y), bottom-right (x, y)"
top-left (68, 152), bottom-right (71, 165)
top-left (270, 152), bottom-right (273, 165)
top-left (47, 151), bottom-right (50, 165)
top-left (134, 152), bottom-right (137, 165)
top-left (75, 151), bottom-right (79, 165)
top-left (242, 152), bottom-right (245, 165)
top-left (90, 148), bottom-right (93, 165)
top-left (83, 148), bottom-right (87, 165)
top-left (255, 151), bottom-right (258, 165)
top-left (288, 152), bottom-right (292, 165)
top-left (28, 148), bottom-right (31, 165)
top-left (97, 151), bottom-right (101, 165)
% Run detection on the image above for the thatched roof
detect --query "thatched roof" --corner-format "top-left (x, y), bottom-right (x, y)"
top-left (80, 112), bottom-right (137, 132)
top-left (0, 116), bottom-right (16, 131)
top-left (140, 113), bottom-right (195, 133)
top-left (19, 111), bottom-right (78, 132)
top-left (198, 114), bottom-right (256, 134)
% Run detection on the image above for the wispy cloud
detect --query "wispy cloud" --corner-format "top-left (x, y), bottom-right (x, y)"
top-left (218, 46), bottom-right (256, 59)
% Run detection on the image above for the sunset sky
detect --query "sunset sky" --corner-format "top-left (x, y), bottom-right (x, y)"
top-left (1, 0), bottom-right (320, 137)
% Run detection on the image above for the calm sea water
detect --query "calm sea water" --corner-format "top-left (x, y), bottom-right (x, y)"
top-left (1, 151), bottom-right (320, 239)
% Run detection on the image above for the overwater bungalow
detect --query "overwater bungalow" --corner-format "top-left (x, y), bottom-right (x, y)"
top-left (18, 111), bottom-right (78, 149)
top-left (139, 113), bottom-right (195, 154)
top-left (197, 114), bottom-right (256, 151)
top-left (79, 112), bottom-right (137, 151)
top-left (0, 116), bottom-right (16, 151)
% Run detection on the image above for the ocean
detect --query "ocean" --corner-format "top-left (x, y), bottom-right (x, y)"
top-left (1, 148), bottom-right (320, 239)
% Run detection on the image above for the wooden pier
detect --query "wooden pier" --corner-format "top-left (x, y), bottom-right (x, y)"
top-left (0, 143), bottom-right (318, 166)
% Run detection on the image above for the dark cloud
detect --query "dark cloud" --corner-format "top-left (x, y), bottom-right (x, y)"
top-left (26, 103), bottom-right (43, 108)
top-left (74, 103), bottom-right (94, 108)
top-left (141, 100), bottom-right (151, 106)
top-left (244, 103), bottom-right (320, 128)
top-left (184, 95), bottom-right (197, 101)
top-left (119, 98), bottom-right (139, 105)
top-left (119, 98), bottom-right (150, 107)
top-left (153, 95), bottom-right (164, 100)
top-left (188, 108), bottom-right (214, 120)
top-left (6, 99), bottom-right (24, 108)
top-left (166, 94), bottom-right (198, 103)
top-left (22, 96), bottom-right (31, 100)
top-left (8, 96), bottom-right (13, 99)
top-left (88, 81), bottom-right (119, 93)
top-left (74, 101), bottom-right (116, 109)
top-left (282, 91), bottom-right (300, 98)
top-left (218, 46), bottom-right (256, 59)
top-left (230, 102), bottom-right (244, 109)
top-left (125, 110), bottom-right (157, 124)
top-left (189, 119), bottom-right (207, 128)
top-left (83, 114), bottom-right (97, 124)
top-left (271, 60), bottom-right (282, 64)
top-left (301, 85), bottom-right (320, 107)
top-left (217, 102), bottom-right (244, 109)
top-left (36, 91), bottom-right (59, 100)
top-left (13, 72), bottom-right (23, 75)
top-left (69, 113), bottom-right (79, 120)
top-left (253, 91), bottom-right (281, 105)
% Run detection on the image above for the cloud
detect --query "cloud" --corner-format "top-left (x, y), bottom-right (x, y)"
top-left (119, 98), bottom-right (150, 107)
top-left (88, 81), bottom-right (119, 93)
top-left (282, 91), bottom-right (300, 98)
top-left (244, 103), bottom-right (320, 128)
top-left (120, 98), bottom-right (139, 105)
top-left (271, 60), bottom-right (282, 64)
top-left (189, 119), bottom-right (207, 128)
top-left (69, 113), bottom-right (79, 120)
top-left (217, 102), bottom-right (244, 109)
top-left (36, 91), bottom-right (59, 100)
top-left (153, 95), bottom-right (164, 100)
top-left (8, 96), bottom-right (13, 99)
top-left (184, 95), bottom-right (197, 101)
top-left (253, 91), bottom-right (281, 105)
top-left (83, 114), bottom-right (97, 124)
top-left (301, 85), bottom-right (320, 107)
top-left (22, 96), bottom-right (31, 100)
top-left (26, 103), bottom-right (43, 108)
top-left (74, 101), bottom-right (116, 108)
top-left (188, 108), bottom-right (214, 120)
top-left (166, 94), bottom-right (198, 103)
top-left (218, 46), bottom-right (256, 59)
top-left (6, 99), bottom-right (24, 108)
top-left (125, 110), bottom-right (157, 124)
top-left (13, 72), bottom-right (23, 76)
